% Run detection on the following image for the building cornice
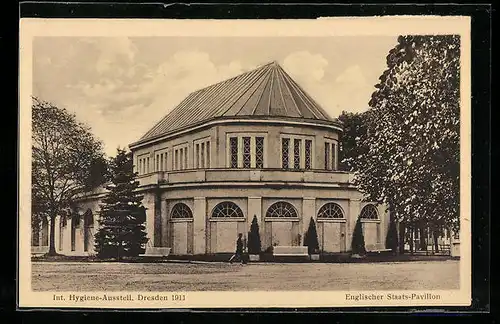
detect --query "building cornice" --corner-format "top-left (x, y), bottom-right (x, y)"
top-left (72, 181), bottom-right (359, 202)
top-left (129, 116), bottom-right (343, 150)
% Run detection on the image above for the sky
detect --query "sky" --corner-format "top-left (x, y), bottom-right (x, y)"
top-left (33, 36), bottom-right (397, 156)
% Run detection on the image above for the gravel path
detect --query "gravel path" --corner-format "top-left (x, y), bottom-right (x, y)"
top-left (31, 260), bottom-right (460, 291)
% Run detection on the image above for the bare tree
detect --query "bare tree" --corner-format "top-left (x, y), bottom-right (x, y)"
top-left (32, 97), bottom-right (108, 255)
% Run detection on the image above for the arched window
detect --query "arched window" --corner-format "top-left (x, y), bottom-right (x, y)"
top-left (317, 203), bottom-right (344, 219)
top-left (211, 202), bottom-right (244, 218)
top-left (171, 203), bottom-right (193, 219)
top-left (266, 201), bottom-right (298, 218)
top-left (360, 204), bottom-right (379, 220)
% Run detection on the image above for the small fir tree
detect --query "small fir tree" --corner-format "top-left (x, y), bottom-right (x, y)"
top-left (386, 220), bottom-right (399, 254)
top-left (351, 218), bottom-right (366, 255)
top-left (303, 217), bottom-right (320, 255)
top-left (94, 148), bottom-right (149, 260)
top-left (247, 215), bottom-right (262, 255)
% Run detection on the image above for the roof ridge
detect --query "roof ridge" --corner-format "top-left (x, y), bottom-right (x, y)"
top-left (184, 61), bottom-right (275, 97)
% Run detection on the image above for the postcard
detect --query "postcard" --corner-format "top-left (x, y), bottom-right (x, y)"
top-left (19, 17), bottom-right (471, 309)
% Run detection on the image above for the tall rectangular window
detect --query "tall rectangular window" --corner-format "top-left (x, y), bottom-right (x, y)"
top-left (243, 137), bottom-right (251, 168)
top-left (282, 138), bottom-right (290, 169)
top-left (146, 157), bottom-right (150, 173)
top-left (196, 144), bottom-right (200, 168)
top-left (230, 137), bottom-right (238, 168)
top-left (305, 140), bottom-right (312, 170)
top-left (160, 153), bottom-right (164, 171)
top-left (256, 137), bottom-right (264, 168)
top-left (325, 143), bottom-right (331, 170)
top-left (293, 139), bottom-right (301, 169)
top-left (175, 150), bottom-right (179, 170)
top-left (184, 147), bottom-right (187, 169)
top-left (156, 155), bottom-right (159, 171)
top-left (206, 141), bottom-right (210, 168)
top-left (164, 152), bottom-right (167, 170)
top-left (180, 149), bottom-right (183, 170)
top-left (331, 143), bottom-right (336, 170)
top-left (200, 142), bottom-right (205, 169)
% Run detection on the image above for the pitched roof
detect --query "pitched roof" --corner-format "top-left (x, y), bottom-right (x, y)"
top-left (138, 61), bottom-right (335, 142)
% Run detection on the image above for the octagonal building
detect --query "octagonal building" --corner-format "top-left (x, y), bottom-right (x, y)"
top-left (36, 61), bottom-right (390, 257)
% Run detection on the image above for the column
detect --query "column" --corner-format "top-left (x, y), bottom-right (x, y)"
top-left (154, 193), bottom-right (162, 247)
top-left (250, 137), bottom-right (256, 168)
top-left (193, 197), bottom-right (206, 254)
top-left (248, 197), bottom-right (262, 247)
top-left (63, 218), bottom-right (72, 254)
top-left (75, 217), bottom-right (84, 254)
top-left (302, 197), bottom-right (316, 245)
top-left (315, 134), bottom-right (323, 170)
top-left (143, 192), bottom-right (156, 248)
top-left (268, 129), bottom-right (280, 169)
top-left (161, 199), bottom-right (169, 247)
top-left (54, 216), bottom-right (60, 252)
top-left (347, 199), bottom-right (361, 251)
top-left (379, 205), bottom-right (387, 249)
top-left (237, 137), bottom-right (243, 168)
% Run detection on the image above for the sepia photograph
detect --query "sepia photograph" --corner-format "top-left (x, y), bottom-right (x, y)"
top-left (18, 17), bottom-right (471, 308)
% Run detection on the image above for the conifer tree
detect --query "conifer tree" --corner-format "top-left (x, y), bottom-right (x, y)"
top-left (94, 148), bottom-right (148, 260)
top-left (247, 215), bottom-right (262, 254)
top-left (351, 218), bottom-right (366, 255)
top-left (303, 217), bottom-right (320, 255)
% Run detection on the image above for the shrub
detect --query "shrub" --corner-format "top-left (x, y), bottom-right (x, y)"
top-left (351, 218), bottom-right (366, 255)
top-left (247, 215), bottom-right (262, 254)
top-left (303, 217), bottom-right (320, 254)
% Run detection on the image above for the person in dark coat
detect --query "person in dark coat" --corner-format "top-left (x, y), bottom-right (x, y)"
top-left (229, 233), bottom-right (244, 264)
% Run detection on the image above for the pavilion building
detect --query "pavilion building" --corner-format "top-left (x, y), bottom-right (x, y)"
top-left (32, 61), bottom-right (390, 256)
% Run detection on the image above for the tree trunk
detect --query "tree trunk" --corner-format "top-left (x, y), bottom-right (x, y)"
top-left (398, 222), bottom-right (405, 254)
top-left (47, 215), bottom-right (57, 256)
top-left (419, 227), bottom-right (427, 251)
top-left (433, 230), bottom-right (439, 252)
top-left (409, 227), bottom-right (414, 254)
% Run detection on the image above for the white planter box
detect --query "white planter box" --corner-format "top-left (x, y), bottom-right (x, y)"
top-left (249, 254), bottom-right (260, 261)
top-left (351, 253), bottom-right (366, 259)
top-left (143, 247), bottom-right (171, 257)
top-left (451, 242), bottom-right (460, 257)
top-left (310, 254), bottom-right (320, 261)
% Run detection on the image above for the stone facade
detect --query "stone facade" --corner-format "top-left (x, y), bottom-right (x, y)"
top-left (33, 121), bottom-right (390, 256)
top-left (31, 62), bottom-right (391, 256)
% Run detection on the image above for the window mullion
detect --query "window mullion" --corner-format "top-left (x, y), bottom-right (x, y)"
top-left (250, 136), bottom-right (256, 168)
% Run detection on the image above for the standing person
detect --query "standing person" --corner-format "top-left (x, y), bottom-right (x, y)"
top-left (229, 233), bottom-right (244, 264)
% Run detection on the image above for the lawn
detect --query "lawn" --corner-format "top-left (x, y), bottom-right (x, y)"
top-left (31, 260), bottom-right (460, 291)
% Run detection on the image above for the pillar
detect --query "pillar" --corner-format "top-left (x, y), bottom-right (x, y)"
top-left (347, 199), bottom-right (361, 251)
top-left (73, 216), bottom-right (84, 254)
top-left (63, 219), bottom-right (71, 254)
top-left (193, 197), bottom-right (206, 254)
top-left (54, 216), bottom-right (61, 252)
top-left (143, 192), bottom-right (156, 247)
top-left (154, 193), bottom-right (163, 247)
top-left (302, 197), bottom-right (316, 245)
top-left (379, 205), bottom-right (387, 249)
top-left (248, 197), bottom-right (262, 250)
top-left (161, 199), bottom-right (169, 247)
